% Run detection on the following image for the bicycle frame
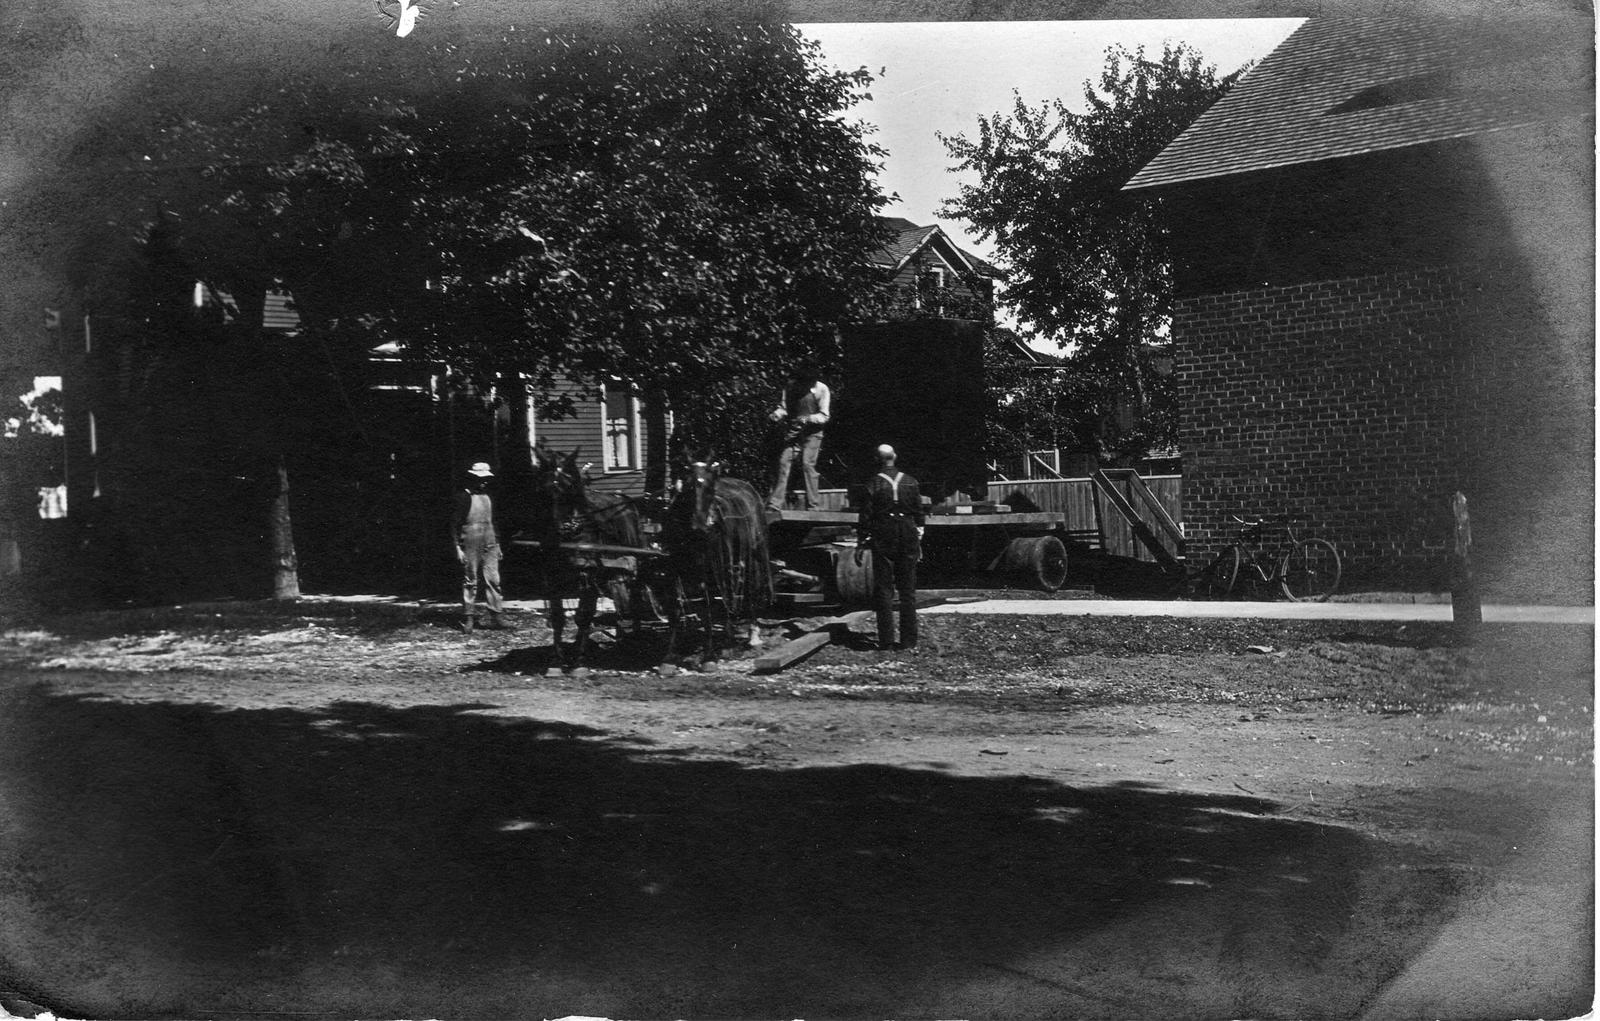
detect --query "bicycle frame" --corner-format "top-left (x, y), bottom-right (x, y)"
top-left (1233, 521), bottom-right (1300, 592)
top-left (1187, 516), bottom-right (1341, 602)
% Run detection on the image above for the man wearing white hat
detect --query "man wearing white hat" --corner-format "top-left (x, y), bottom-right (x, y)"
top-left (452, 461), bottom-right (510, 632)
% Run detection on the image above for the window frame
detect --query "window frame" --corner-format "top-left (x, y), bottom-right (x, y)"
top-left (600, 380), bottom-right (642, 473)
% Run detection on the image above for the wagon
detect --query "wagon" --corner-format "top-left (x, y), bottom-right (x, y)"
top-left (766, 504), bottom-right (1070, 606)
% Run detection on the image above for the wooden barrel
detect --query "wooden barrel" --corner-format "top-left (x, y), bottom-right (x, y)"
top-left (1000, 536), bottom-right (1068, 592)
top-left (833, 547), bottom-right (875, 606)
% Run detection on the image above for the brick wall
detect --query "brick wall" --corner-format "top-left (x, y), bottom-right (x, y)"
top-left (1175, 262), bottom-right (1590, 598)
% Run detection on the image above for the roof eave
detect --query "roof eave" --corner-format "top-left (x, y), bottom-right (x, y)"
top-left (1123, 115), bottom-right (1558, 193)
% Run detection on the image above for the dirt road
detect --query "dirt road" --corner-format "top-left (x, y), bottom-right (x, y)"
top-left (0, 597), bottom-right (1591, 1020)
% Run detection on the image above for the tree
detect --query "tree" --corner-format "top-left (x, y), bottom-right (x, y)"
top-left (982, 328), bottom-right (1074, 467)
top-left (0, 382), bottom-right (65, 527)
top-left (160, 15), bottom-right (889, 483)
top-left (65, 10), bottom-right (891, 596)
top-left (939, 43), bottom-right (1243, 463)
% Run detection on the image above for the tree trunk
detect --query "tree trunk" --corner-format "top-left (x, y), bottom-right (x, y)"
top-left (644, 389), bottom-right (670, 494)
top-left (500, 371), bottom-right (537, 533)
top-left (271, 455), bottom-right (301, 600)
top-left (1450, 491), bottom-right (1480, 641)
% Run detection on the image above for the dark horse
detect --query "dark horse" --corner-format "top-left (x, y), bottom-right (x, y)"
top-left (658, 458), bottom-right (775, 669)
top-left (527, 445), bottom-right (653, 674)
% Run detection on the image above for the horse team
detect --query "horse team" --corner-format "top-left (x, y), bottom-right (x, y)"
top-left (523, 446), bottom-right (775, 674)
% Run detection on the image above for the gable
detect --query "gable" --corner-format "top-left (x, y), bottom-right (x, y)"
top-left (871, 216), bottom-right (1005, 280)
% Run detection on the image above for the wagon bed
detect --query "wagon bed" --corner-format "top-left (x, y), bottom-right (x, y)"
top-left (766, 506), bottom-right (1071, 605)
top-left (767, 509), bottom-right (1068, 528)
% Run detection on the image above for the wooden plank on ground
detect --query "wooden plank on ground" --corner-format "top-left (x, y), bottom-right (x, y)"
top-left (755, 595), bottom-right (967, 675)
top-left (753, 631), bottom-right (834, 673)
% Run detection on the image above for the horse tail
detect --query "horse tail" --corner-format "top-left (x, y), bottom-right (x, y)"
top-left (715, 478), bottom-right (774, 613)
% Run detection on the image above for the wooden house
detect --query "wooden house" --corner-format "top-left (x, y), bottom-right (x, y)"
top-left (1124, 15), bottom-right (1593, 600)
top-left (869, 216), bottom-right (1003, 318)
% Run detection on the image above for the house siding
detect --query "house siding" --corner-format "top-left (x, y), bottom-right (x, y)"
top-left (532, 379), bottom-right (651, 498)
top-left (885, 248), bottom-right (961, 289)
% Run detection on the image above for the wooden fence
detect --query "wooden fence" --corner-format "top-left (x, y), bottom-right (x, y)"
top-left (813, 474), bottom-right (1184, 563)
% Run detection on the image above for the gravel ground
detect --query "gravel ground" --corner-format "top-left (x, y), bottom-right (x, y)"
top-left (0, 595), bottom-right (1591, 1020)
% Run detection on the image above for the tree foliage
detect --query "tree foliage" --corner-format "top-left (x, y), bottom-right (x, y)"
top-left (0, 384), bottom-right (64, 529)
top-left (48, 12), bottom-right (891, 595)
top-left (145, 15), bottom-right (890, 454)
top-left (982, 329), bottom-right (1075, 463)
top-left (940, 43), bottom-right (1241, 462)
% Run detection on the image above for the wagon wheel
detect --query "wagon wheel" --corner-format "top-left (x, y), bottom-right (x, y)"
top-left (1000, 536), bottom-right (1069, 592)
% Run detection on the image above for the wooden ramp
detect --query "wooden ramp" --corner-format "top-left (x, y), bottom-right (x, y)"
top-left (1090, 469), bottom-right (1186, 574)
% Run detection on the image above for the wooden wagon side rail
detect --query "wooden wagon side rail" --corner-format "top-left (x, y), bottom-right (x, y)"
top-left (768, 509), bottom-right (1067, 528)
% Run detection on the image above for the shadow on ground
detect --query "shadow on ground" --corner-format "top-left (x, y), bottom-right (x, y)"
top-left (0, 682), bottom-right (1582, 1021)
top-left (467, 632), bottom-right (671, 674)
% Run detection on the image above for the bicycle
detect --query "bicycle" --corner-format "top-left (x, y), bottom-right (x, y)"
top-left (1186, 516), bottom-right (1342, 602)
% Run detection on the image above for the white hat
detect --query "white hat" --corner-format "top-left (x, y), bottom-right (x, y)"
top-left (467, 462), bottom-right (494, 478)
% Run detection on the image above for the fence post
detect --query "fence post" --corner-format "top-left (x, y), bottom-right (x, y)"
top-left (1451, 491), bottom-right (1481, 641)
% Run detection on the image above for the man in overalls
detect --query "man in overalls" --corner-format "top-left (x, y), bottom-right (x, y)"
top-left (452, 461), bottom-right (511, 632)
top-left (767, 364), bottom-right (831, 511)
top-left (857, 444), bottom-right (925, 651)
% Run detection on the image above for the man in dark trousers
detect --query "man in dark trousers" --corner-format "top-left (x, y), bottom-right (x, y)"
top-left (767, 363), bottom-right (831, 511)
top-left (857, 443), bottom-right (925, 651)
top-left (452, 461), bottom-right (511, 632)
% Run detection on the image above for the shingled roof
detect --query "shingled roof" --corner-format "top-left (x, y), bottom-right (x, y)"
top-left (1125, 16), bottom-right (1593, 191)
top-left (873, 216), bottom-right (1005, 279)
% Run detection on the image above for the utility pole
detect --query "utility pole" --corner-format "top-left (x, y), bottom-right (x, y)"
top-left (1451, 491), bottom-right (1481, 643)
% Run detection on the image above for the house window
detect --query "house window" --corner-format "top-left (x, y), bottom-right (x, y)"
top-left (602, 382), bottom-right (640, 471)
top-left (918, 265), bottom-right (948, 313)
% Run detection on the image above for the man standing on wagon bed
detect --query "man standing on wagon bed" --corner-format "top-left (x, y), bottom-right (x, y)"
top-left (766, 362), bottom-right (831, 512)
top-left (857, 444), bottom-right (925, 652)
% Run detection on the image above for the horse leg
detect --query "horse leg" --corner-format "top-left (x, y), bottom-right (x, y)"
top-left (546, 596), bottom-right (567, 677)
top-left (742, 601), bottom-right (763, 651)
top-left (699, 577), bottom-right (719, 666)
top-left (569, 577), bottom-right (597, 676)
top-left (658, 577), bottom-right (685, 675)
top-left (731, 561), bottom-right (761, 651)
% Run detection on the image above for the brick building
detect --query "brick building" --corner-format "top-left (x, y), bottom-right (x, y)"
top-left (1125, 16), bottom-right (1594, 601)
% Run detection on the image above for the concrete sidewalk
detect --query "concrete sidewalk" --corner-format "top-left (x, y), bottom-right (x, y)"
top-left (922, 599), bottom-right (1594, 624)
top-left (312, 593), bottom-right (1592, 626)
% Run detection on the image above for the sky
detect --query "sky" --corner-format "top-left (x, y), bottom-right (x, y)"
top-left (795, 20), bottom-right (1305, 268)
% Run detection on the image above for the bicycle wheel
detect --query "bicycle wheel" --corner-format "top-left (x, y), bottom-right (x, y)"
top-left (1192, 546), bottom-right (1240, 599)
top-left (1280, 539), bottom-right (1341, 602)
